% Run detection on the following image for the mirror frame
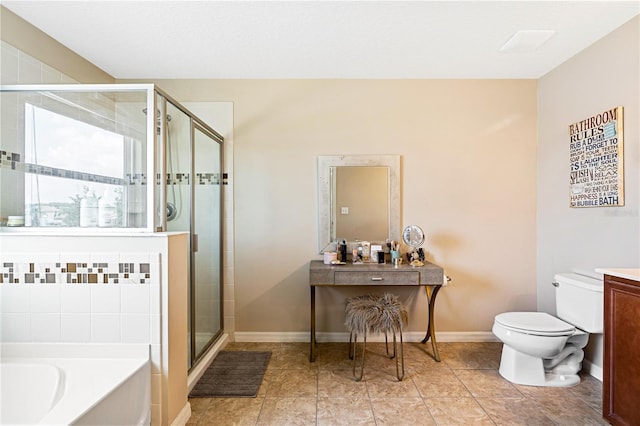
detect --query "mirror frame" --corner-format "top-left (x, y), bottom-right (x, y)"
top-left (317, 155), bottom-right (401, 253)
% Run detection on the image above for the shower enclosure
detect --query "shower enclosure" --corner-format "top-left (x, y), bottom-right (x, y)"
top-left (0, 84), bottom-right (223, 369)
top-left (161, 99), bottom-right (224, 367)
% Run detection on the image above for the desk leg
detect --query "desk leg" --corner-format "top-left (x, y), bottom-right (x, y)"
top-left (310, 286), bottom-right (316, 362)
top-left (421, 285), bottom-right (442, 362)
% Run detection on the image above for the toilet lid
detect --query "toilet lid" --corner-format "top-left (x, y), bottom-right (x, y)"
top-left (495, 312), bottom-right (575, 336)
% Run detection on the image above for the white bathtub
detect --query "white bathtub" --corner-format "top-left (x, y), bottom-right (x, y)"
top-left (0, 343), bottom-right (150, 425)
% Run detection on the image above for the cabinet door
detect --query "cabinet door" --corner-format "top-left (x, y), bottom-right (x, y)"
top-left (603, 275), bottom-right (640, 426)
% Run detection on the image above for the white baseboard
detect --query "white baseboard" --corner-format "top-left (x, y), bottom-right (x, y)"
top-left (170, 402), bottom-right (192, 426)
top-left (233, 331), bottom-right (499, 343)
top-left (187, 333), bottom-right (229, 393)
top-left (583, 359), bottom-right (603, 381)
top-left (234, 332), bottom-right (310, 342)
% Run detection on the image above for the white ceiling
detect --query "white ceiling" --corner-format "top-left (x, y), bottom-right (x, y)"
top-left (3, 0), bottom-right (639, 79)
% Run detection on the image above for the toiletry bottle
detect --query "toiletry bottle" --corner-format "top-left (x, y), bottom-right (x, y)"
top-left (80, 192), bottom-right (99, 227)
top-left (339, 240), bottom-right (347, 262)
top-left (362, 241), bottom-right (371, 262)
top-left (98, 187), bottom-right (117, 227)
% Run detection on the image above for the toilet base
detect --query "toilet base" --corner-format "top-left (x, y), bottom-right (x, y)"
top-left (498, 345), bottom-right (581, 387)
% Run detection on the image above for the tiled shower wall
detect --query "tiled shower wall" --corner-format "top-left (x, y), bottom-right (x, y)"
top-left (1, 39), bottom-right (234, 424)
top-left (1, 41), bottom-right (236, 339)
top-left (0, 40), bottom-right (79, 84)
top-left (1, 32), bottom-right (159, 342)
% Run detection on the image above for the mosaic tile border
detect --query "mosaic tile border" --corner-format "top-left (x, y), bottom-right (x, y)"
top-left (1, 150), bottom-right (147, 186)
top-left (2, 150), bottom-right (228, 186)
top-left (165, 173), bottom-right (190, 185)
top-left (1, 260), bottom-right (152, 284)
top-left (159, 172), bottom-right (228, 185)
top-left (196, 173), bottom-right (221, 185)
top-left (126, 173), bottom-right (148, 186)
top-left (1, 150), bottom-right (20, 167)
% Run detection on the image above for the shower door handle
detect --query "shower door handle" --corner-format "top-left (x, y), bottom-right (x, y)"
top-left (193, 234), bottom-right (199, 253)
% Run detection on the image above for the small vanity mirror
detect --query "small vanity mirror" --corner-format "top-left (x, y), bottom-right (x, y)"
top-left (402, 225), bottom-right (425, 249)
top-left (403, 224), bottom-right (425, 266)
top-left (318, 155), bottom-right (401, 252)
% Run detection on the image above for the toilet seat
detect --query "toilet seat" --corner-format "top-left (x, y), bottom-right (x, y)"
top-left (495, 312), bottom-right (575, 337)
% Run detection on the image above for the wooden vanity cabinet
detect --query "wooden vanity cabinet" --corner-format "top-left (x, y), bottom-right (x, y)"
top-left (603, 274), bottom-right (640, 426)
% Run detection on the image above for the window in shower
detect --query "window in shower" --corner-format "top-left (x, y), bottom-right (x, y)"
top-left (23, 103), bottom-right (126, 227)
top-left (0, 86), bottom-right (152, 230)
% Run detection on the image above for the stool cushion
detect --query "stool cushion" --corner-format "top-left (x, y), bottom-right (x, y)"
top-left (345, 293), bottom-right (408, 334)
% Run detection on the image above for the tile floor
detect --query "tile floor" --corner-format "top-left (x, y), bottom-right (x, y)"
top-left (187, 341), bottom-right (607, 425)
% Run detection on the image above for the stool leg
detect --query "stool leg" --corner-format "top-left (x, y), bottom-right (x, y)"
top-left (384, 332), bottom-right (397, 359)
top-left (352, 332), bottom-right (367, 382)
top-left (385, 332), bottom-right (390, 357)
top-left (349, 331), bottom-right (355, 360)
top-left (394, 328), bottom-right (405, 381)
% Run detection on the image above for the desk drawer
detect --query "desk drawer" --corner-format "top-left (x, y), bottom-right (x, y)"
top-left (334, 271), bottom-right (420, 285)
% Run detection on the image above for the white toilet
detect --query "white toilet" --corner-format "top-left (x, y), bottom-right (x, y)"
top-left (492, 272), bottom-right (603, 387)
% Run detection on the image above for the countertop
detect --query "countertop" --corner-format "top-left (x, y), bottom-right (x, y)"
top-left (309, 259), bottom-right (445, 285)
top-left (595, 268), bottom-right (640, 282)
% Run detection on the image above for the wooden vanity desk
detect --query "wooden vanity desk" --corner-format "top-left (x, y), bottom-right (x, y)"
top-left (309, 259), bottom-right (445, 362)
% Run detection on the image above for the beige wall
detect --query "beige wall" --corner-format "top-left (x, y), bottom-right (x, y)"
top-left (3, 1), bottom-right (637, 377)
top-left (538, 16), bottom-right (639, 370)
top-left (126, 78), bottom-right (538, 334)
top-left (0, 5), bottom-right (114, 84)
top-left (1, 5), bottom-right (541, 336)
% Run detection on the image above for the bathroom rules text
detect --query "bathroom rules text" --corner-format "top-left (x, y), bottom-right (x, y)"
top-left (568, 106), bottom-right (624, 208)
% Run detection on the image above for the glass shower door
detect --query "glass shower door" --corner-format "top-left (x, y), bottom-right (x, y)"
top-left (160, 96), bottom-right (223, 369)
top-left (192, 123), bottom-right (223, 363)
top-left (162, 101), bottom-right (194, 364)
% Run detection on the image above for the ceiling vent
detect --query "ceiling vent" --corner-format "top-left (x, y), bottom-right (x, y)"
top-left (500, 30), bottom-right (556, 53)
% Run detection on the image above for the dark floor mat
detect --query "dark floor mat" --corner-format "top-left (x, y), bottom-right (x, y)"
top-left (189, 351), bottom-right (271, 398)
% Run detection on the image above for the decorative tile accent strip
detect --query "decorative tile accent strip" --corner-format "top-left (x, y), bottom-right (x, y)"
top-left (0, 261), bottom-right (152, 284)
top-left (154, 172), bottom-right (226, 185)
top-left (196, 173), bottom-right (221, 185)
top-left (1, 151), bottom-right (148, 186)
top-left (168, 173), bottom-right (190, 185)
top-left (0, 150), bottom-right (20, 169)
top-left (155, 173), bottom-right (191, 185)
top-left (125, 173), bottom-right (148, 186)
top-left (1, 157), bottom-right (125, 186)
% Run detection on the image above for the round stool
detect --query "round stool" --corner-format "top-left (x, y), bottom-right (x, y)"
top-left (344, 293), bottom-right (408, 381)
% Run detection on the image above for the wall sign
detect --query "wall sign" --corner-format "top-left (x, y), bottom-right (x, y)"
top-left (569, 106), bottom-right (624, 208)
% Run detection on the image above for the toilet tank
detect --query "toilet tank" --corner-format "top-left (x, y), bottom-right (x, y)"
top-left (554, 273), bottom-right (603, 333)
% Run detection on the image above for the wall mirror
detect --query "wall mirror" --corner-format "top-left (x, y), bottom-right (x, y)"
top-left (317, 155), bottom-right (401, 253)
